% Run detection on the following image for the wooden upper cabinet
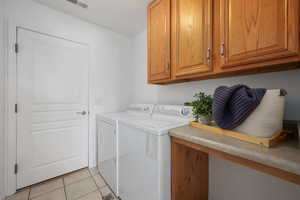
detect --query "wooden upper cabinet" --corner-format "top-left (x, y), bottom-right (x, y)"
top-left (147, 0), bottom-right (300, 84)
top-left (219, 0), bottom-right (300, 69)
top-left (148, 0), bottom-right (171, 82)
top-left (172, 0), bottom-right (213, 78)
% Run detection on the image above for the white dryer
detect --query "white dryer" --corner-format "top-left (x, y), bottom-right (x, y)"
top-left (96, 104), bottom-right (154, 196)
top-left (117, 105), bottom-right (192, 200)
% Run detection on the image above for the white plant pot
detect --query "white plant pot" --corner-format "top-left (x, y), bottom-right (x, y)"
top-left (198, 116), bottom-right (212, 125)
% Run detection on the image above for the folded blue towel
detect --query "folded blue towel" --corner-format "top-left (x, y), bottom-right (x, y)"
top-left (213, 85), bottom-right (266, 130)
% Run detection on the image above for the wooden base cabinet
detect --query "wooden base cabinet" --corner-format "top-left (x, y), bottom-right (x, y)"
top-left (147, 0), bottom-right (300, 84)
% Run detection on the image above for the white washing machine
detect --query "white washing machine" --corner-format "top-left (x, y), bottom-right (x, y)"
top-left (96, 104), bottom-right (154, 196)
top-left (118, 105), bottom-right (192, 200)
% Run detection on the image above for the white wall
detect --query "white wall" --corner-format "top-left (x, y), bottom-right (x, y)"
top-left (131, 30), bottom-right (300, 200)
top-left (2, 0), bottom-right (132, 196)
top-left (131, 30), bottom-right (158, 103)
top-left (209, 156), bottom-right (300, 200)
top-left (0, 0), bottom-right (5, 198)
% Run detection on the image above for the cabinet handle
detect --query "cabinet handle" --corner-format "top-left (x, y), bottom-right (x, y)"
top-left (76, 111), bottom-right (87, 115)
top-left (220, 43), bottom-right (225, 57)
top-left (206, 48), bottom-right (211, 62)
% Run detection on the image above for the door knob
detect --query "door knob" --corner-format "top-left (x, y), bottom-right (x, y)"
top-left (76, 111), bottom-right (87, 115)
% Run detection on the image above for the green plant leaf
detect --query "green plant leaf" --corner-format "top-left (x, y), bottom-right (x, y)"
top-left (190, 92), bottom-right (213, 118)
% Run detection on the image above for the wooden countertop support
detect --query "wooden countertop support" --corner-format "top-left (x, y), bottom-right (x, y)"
top-left (171, 140), bottom-right (208, 200)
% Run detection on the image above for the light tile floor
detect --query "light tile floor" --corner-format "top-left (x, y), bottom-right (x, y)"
top-left (6, 168), bottom-right (118, 200)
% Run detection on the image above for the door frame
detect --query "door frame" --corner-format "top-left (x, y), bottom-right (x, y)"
top-left (4, 21), bottom-right (93, 196)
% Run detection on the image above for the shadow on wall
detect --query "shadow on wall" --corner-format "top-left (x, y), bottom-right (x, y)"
top-left (209, 156), bottom-right (300, 200)
top-left (156, 70), bottom-right (300, 120)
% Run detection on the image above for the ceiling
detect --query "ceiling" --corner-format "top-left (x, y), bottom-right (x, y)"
top-left (34, 0), bottom-right (152, 37)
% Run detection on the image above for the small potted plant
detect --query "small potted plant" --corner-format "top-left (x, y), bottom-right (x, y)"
top-left (185, 92), bottom-right (213, 125)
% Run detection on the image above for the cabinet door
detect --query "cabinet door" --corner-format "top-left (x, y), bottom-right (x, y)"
top-left (220, 0), bottom-right (300, 68)
top-left (148, 0), bottom-right (171, 82)
top-left (172, 0), bottom-right (213, 78)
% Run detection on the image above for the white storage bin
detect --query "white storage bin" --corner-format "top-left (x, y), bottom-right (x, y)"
top-left (234, 89), bottom-right (285, 138)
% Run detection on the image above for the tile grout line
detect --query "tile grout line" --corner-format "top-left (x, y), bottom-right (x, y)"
top-left (73, 189), bottom-right (99, 200)
top-left (19, 170), bottom-right (74, 200)
top-left (66, 168), bottom-right (102, 200)
top-left (63, 177), bottom-right (68, 200)
top-left (64, 170), bottom-right (93, 187)
top-left (27, 186), bottom-right (32, 200)
top-left (64, 176), bottom-right (91, 187)
top-left (95, 169), bottom-right (119, 199)
top-left (27, 179), bottom-right (65, 200)
top-left (97, 173), bottom-right (117, 199)
top-left (88, 168), bottom-right (113, 199)
top-left (91, 174), bottom-right (103, 189)
top-left (94, 173), bottom-right (108, 191)
top-left (31, 187), bottom-right (65, 200)
top-left (8, 168), bottom-right (104, 200)
top-left (88, 168), bottom-right (104, 197)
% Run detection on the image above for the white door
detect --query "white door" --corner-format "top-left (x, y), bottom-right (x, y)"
top-left (98, 121), bottom-right (117, 195)
top-left (16, 28), bottom-right (89, 188)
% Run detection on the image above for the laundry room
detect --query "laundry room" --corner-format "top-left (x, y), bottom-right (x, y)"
top-left (0, 0), bottom-right (300, 200)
